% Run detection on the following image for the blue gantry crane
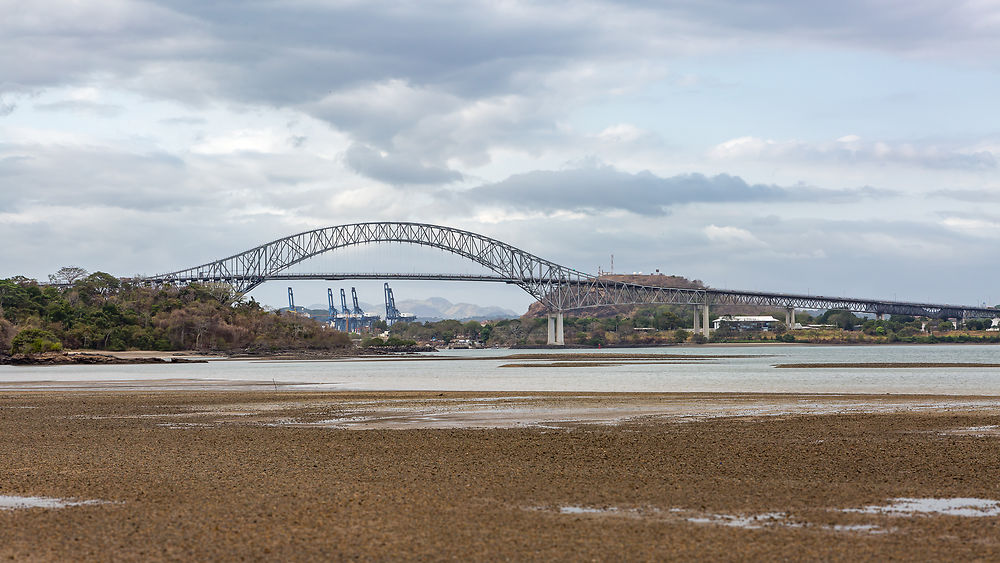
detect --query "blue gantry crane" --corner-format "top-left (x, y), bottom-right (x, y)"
top-left (383, 282), bottom-right (415, 326)
top-left (339, 289), bottom-right (352, 332)
top-left (286, 287), bottom-right (307, 315)
top-left (327, 288), bottom-right (341, 329)
top-left (352, 287), bottom-right (380, 330)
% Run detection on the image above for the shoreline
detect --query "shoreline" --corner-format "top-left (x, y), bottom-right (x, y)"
top-left (8, 338), bottom-right (1000, 363)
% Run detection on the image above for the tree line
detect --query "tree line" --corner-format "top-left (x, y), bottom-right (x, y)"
top-left (0, 271), bottom-right (351, 355)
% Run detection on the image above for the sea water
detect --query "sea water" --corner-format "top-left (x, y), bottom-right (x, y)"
top-left (1, 344), bottom-right (1000, 394)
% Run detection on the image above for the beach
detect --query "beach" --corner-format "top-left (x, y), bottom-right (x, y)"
top-left (2, 389), bottom-right (1000, 560)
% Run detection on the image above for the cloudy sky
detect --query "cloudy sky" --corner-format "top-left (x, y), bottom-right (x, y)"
top-left (2, 0), bottom-right (999, 311)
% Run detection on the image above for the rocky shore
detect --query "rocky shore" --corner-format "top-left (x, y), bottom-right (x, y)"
top-left (0, 352), bottom-right (206, 366)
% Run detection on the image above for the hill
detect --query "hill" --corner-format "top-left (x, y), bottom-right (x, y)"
top-left (306, 296), bottom-right (518, 322)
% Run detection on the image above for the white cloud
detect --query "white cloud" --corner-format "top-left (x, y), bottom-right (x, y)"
top-left (596, 123), bottom-right (645, 143)
top-left (191, 129), bottom-right (285, 155)
top-left (941, 216), bottom-right (1000, 238)
top-left (703, 225), bottom-right (767, 248)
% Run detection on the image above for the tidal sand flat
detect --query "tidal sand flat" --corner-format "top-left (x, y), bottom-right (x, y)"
top-left (3, 390), bottom-right (1000, 560)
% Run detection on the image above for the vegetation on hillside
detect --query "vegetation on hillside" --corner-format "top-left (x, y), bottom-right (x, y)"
top-left (0, 272), bottom-right (351, 355)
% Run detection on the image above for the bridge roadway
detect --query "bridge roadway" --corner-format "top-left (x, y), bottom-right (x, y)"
top-left (262, 272), bottom-right (997, 318)
top-left (142, 222), bottom-right (999, 344)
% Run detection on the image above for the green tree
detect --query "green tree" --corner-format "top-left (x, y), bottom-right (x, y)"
top-left (818, 310), bottom-right (860, 331)
top-left (10, 328), bottom-right (63, 354)
top-left (672, 328), bottom-right (689, 343)
top-left (0, 318), bottom-right (15, 352)
top-left (463, 320), bottom-right (482, 340)
top-left (48, 266), bottom-right (89, 285)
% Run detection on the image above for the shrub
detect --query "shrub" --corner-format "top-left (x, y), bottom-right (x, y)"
top-left (10, 328), bottom-right (63, 355)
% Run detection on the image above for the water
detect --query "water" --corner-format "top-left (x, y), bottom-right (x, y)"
top-left (0, 495), bottom-right (112, 510)
top-left (1, 345), bottom-right (1000, 394)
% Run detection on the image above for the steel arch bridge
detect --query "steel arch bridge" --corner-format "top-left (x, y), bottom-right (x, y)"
top-left (143, 221), bottom-right (997, 325)
top-left (144, 221), bottom-right (698, 312)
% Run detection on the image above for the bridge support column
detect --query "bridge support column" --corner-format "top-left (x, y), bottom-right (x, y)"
top-left (547, 313), bottom-right (564, 346)
top-left (702, 303), bottom-right (711, 338)
top-left (693, 306), bottom-right (701, 334)
top-left (785, 307), bottom-right (795, 329)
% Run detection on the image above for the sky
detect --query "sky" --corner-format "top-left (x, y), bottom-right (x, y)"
top-left (2, 0), bottom-right (999, 313)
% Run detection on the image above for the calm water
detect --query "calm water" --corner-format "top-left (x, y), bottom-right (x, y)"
top-left (3, 345), bottom-right (1000, 394)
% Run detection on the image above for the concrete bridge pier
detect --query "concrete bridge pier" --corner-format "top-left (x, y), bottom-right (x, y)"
top-left (547, 312), bottom-right (565, 346)
top-left (693, 305), bottom-right (701, 334)
top-left (701, 303), bottom-right (711, 338)
top-left (785, 307), bottom-right (795, 329)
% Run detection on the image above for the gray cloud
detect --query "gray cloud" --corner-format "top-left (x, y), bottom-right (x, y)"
top-left (3, 0), bottom-right (996, 180)
top-left (463, 166), bottom-right (890, 216)
top-left (627, 0), bottom-right (1000, 60)
top-left (0, 143), bottom-right (194, 211)
top-left (344, 144), bottom-right (462, 185)
top-left (928, 189), bottom-right (1000, 202)
top-left (7, 1), bottom-right (995, 105)
top-left (711, 136), bottom-right (998, 171)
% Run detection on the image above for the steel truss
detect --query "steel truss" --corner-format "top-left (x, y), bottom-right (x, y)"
top-left (143, 222), bottom-right (997, 319)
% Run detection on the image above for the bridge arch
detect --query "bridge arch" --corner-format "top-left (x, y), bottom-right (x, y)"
top-left (147, 222), bottom-right (598, 309)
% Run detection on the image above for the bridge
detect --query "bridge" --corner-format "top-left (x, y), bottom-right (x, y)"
top-left (143, 221), bottom-right (998, 345)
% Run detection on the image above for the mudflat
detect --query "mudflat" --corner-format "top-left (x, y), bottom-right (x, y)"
top-left (2, 390), bottom-right (1000, 561)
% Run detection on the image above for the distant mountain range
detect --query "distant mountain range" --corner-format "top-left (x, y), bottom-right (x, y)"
top-left (303, 297), bottom-right (519, 322)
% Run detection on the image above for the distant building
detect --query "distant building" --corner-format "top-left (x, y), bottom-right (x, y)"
top-left (712, 315), bottom-right (781, 332)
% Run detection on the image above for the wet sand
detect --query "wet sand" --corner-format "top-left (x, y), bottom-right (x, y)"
top-left (3, 390), bottom-right (1000, 560)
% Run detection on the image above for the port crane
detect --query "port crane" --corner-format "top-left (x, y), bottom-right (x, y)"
top-left (383, 282), bottom-right (415, 326)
